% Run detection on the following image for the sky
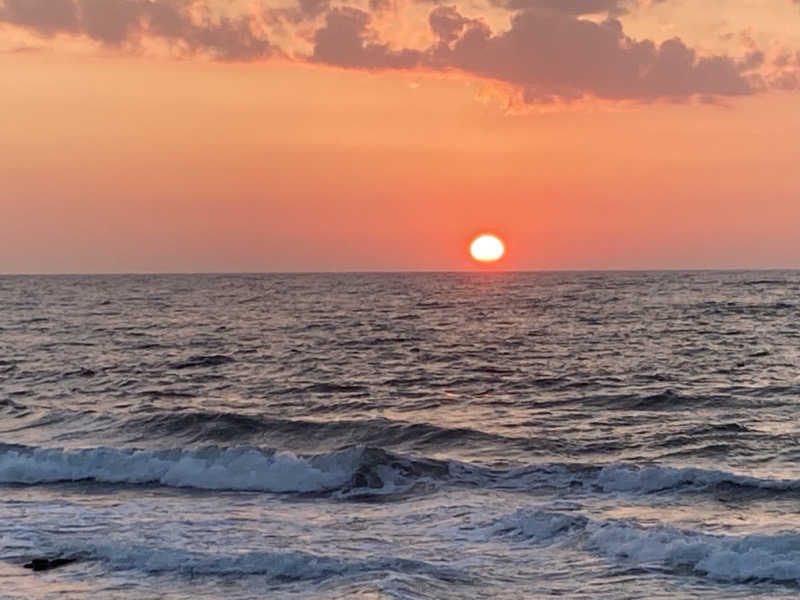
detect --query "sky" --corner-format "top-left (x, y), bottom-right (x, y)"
top-left (1, 0), bottom-right (800, 272)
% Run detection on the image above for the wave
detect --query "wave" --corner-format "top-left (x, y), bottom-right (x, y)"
top-left (7, 407), bottom-right (765, 467)
top-left (487, 509), bottom-right (800, 584)
top-left (29, 542), bottom-right (466, 583)
top-left (0, 444), bottom-right (446, 496)
top-left (65, 546), bottom-right (344, 579)
top-left (119, 412), bottom-right (527, 450)
top-left (488, 462), bottom-right (800, 496)
top-left (39, 408), bottom-right (776, 472)
top-left (591, 463), bottom-right (800, 494)
top-left (2, 442), bottom-right (800, 499)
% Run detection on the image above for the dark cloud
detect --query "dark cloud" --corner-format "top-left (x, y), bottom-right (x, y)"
top-left (313, 5), bottom-right (759, 102)
top-left (298, 0), bottom-right (330, 17)
top-left (311, 7), bottom-right (421, 68)
top-left (81, 0), bottom-right (144, 44)
top-left (0, 0), bottom-right (80, 34)
top-left (429, 5), bottom-right (478, 44)
top-left (270, 0), bottom-right (330, 26)
top-left (0, 0), bottom-right (274, 60)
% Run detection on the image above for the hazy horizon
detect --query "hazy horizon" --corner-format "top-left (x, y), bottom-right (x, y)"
top-left (3, 267), bottom-right (800, 276)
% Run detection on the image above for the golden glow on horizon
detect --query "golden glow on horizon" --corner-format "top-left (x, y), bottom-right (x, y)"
top-left (470, 234), bottom-right (505, 263)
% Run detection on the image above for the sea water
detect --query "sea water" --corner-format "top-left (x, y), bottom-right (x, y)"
top-left (2, 271), bottom-right (800, 598)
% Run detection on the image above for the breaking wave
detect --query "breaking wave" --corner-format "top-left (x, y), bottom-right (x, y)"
top-left (488, 509), bottom-right (800, 584)
top-left (0, 444), bottom-right (447, 496)
top-left (2, 443), bottom-right (800, 500)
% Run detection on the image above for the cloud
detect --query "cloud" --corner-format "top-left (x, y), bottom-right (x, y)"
top-left (429, 5), bottom-right (477, 44)
top-left (0, 0), bottom-right (275, 60)
top-left (768, 50), bottom-right (800, 90)
top-left (0, 0), bottom-right (786, 103)
top-left (267, 0), bottom-right (330, 27)
top-left (312, 5), bottom-right (759, 102)
top-left (1, 0), bottom-right (80, 34)
top-left (311, 7), bottom-right (421, 68)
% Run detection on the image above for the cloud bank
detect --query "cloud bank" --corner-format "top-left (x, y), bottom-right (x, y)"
top-left (0, 0), bottom-right (274, 59)
top-left (1, 0), bottom-right (795, 103)
top-left (310, 4), bottom-right (762, 102)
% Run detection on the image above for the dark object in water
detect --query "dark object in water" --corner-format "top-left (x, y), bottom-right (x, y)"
top-left (23, 557), bottom-right (76, 571)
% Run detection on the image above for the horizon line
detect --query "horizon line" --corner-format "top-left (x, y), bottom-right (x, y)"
top-left (1, 267), bottom-right (799, 276)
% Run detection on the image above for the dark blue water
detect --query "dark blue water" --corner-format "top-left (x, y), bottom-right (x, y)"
top-left (2, 272), bottom-right (800, 598)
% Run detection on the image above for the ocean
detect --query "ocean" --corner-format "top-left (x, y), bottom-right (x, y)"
top-left (2, 271), bottom-right (800, 599)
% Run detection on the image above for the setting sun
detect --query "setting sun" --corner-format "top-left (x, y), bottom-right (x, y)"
top-left (470, 234), bottom-right (505, 263)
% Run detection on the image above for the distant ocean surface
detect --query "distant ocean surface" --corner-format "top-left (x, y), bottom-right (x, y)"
top-left (3, 271), bottom-right (800, 599)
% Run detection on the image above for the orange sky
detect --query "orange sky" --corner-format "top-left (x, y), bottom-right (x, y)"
top-left (1, 0), bottom-right (800, 272)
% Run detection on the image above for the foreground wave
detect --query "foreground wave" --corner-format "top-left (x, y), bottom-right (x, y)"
top-left (0, 444), bottom-right (446, 495)
top-left (2, 443), bottom-right (800, 499)
top-left (19, 543), bottom-right (468, 584)
top-left (17, 506), bottom-right (800, 586)
top-left (487, 509), bottom-right (800, 584)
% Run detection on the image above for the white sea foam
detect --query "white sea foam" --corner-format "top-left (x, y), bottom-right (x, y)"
top-left (477, 508), bottom-right (587, 544)
top-left (495, 509), bottom-right (800, 583)
top-left (589, 521), bottom-right (800, 582)
top-left (0, 445), bottom-right (362, 492)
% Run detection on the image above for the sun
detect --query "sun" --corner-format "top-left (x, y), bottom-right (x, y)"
top-left (470, 234), bottom-right (505, 263)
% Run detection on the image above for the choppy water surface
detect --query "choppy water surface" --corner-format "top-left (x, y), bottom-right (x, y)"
top-left (2, 272), bottom-right (800, 599)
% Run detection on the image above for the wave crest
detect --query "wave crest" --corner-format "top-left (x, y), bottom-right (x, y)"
top-left (491, 509), bottom-right (800, 584)
top-left (3, 443), bottom-right (800, 500)
top-left (0, 444), bottom-right (446, 496)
